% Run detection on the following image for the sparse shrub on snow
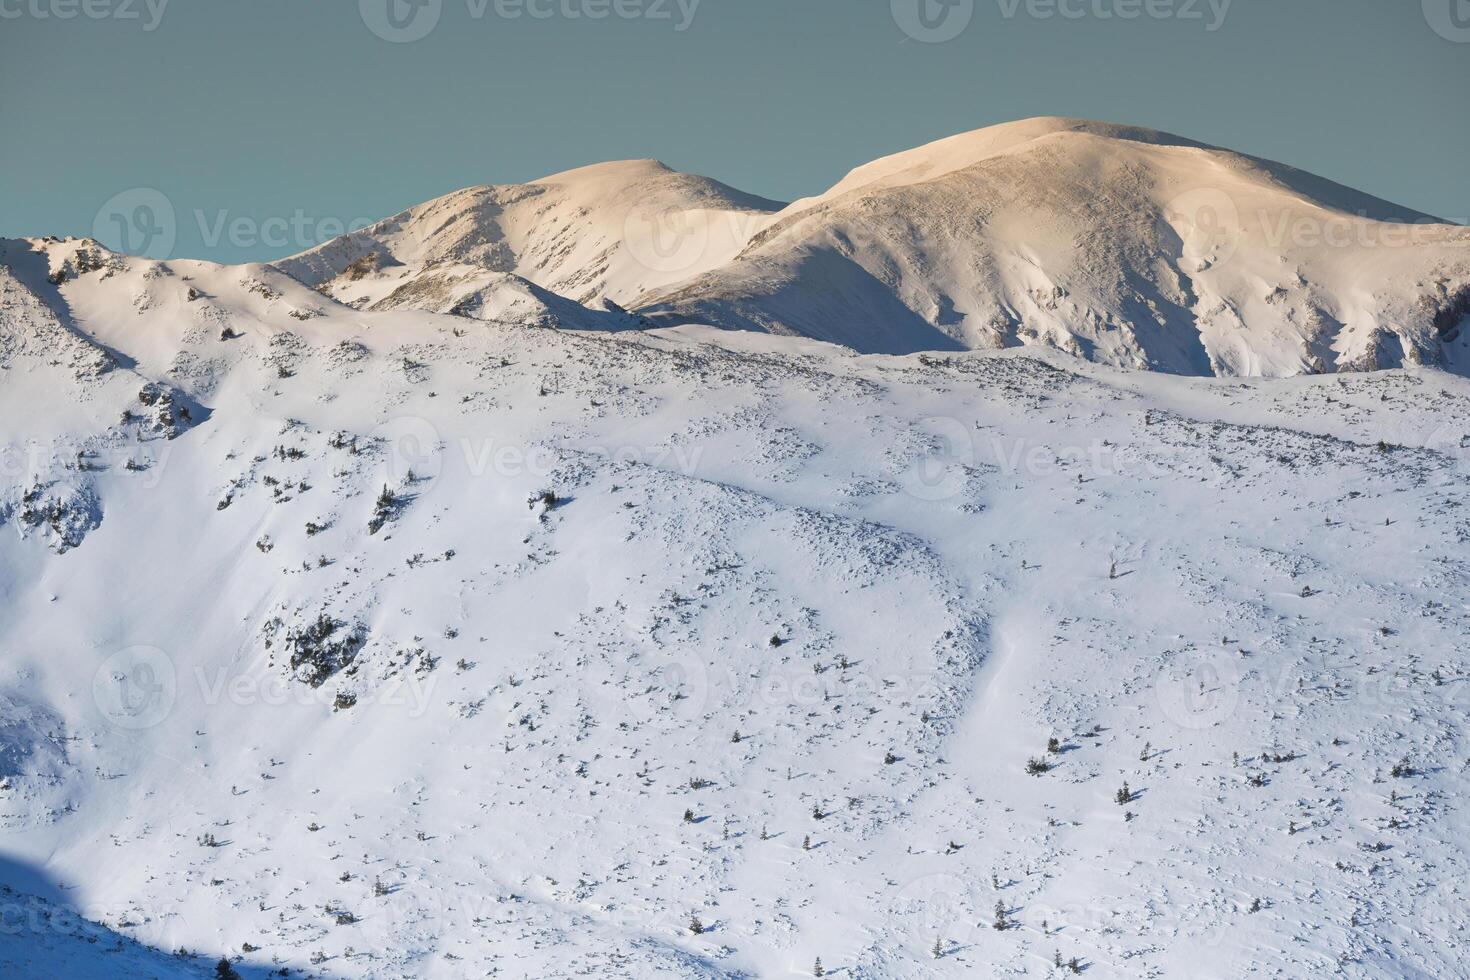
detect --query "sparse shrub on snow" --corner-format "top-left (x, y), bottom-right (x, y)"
top-left (267, 613), bottom-right (368, 688)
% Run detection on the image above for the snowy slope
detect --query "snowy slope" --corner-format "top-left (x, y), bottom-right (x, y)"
top-left (637, 118), bottom-right (1470, 373)
top-left (2, 235), bottom-right (1469, 978)
top-left (274, 159), bottom-right (783, 327)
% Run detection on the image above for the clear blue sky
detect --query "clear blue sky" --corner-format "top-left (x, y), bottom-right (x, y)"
top-left (2, 0), bottom-right (1466, 263)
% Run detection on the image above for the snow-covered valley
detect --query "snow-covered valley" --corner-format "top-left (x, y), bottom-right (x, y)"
top-left (2, 227), bottom-right (1469, 978)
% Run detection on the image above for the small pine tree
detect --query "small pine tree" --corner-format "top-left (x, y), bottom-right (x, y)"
top-left (932, 935), bottom-right (943, 959)
top-left (215, 959), bottom-right (242, 980)
top-left (802, 834), bottom-right (812, 851)
top-left (813, 956), bottom-right (824, 977)
top-left (688, 913), bottom-right (704, 935)
top-left (1047, 736), bottom-right (1061, 754)
top-left (684, 808), bottom-right (695, 823)
top-left (1115, 782), bottom-right (1131, 805)
top-left (993, 899), bottom-right (1008, 930)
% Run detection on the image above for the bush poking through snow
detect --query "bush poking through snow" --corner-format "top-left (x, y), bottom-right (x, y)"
top-left (527, 489), bottom-right (559, 518)
top-left (277, 613), bottom-right (368, 688)
top-left (369, 485), bottom-right (397, 535)
top-left (13, 481), bottom-right (102, 554)
top-left (136, 382), bottom-right (194, 439)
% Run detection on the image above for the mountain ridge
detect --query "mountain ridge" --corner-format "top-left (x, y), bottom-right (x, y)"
top-left (271, 116), bottom-right (1470, 377)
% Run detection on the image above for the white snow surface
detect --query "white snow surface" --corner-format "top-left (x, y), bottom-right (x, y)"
top-left (2, 218), bottom-right (1470, 980)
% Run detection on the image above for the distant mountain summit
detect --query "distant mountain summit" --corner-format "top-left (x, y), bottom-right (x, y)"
top-left (634, 117), bottom-right (1469, 374)
top-left (275, 117), bottom-right (1470, 376)
top-left (275, 159), bottom-right (783, 332)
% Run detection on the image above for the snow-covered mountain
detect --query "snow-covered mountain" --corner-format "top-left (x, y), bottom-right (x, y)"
top-left (279, 118), bottom-right (1470, 376)
top-left (638, 117), bottom-right (1470, 372)
top-left (275, 159), bottom-right (783, 332)
top-left (3, 231), bottom-right (1470, 978)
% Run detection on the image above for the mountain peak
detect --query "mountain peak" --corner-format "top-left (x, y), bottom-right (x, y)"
top-left (638, 118), bottom-right (1468, 374)
top-left (791, 117), bottom-right (1216, 214)
top-left (532, 157), bottom-right (676, 184)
